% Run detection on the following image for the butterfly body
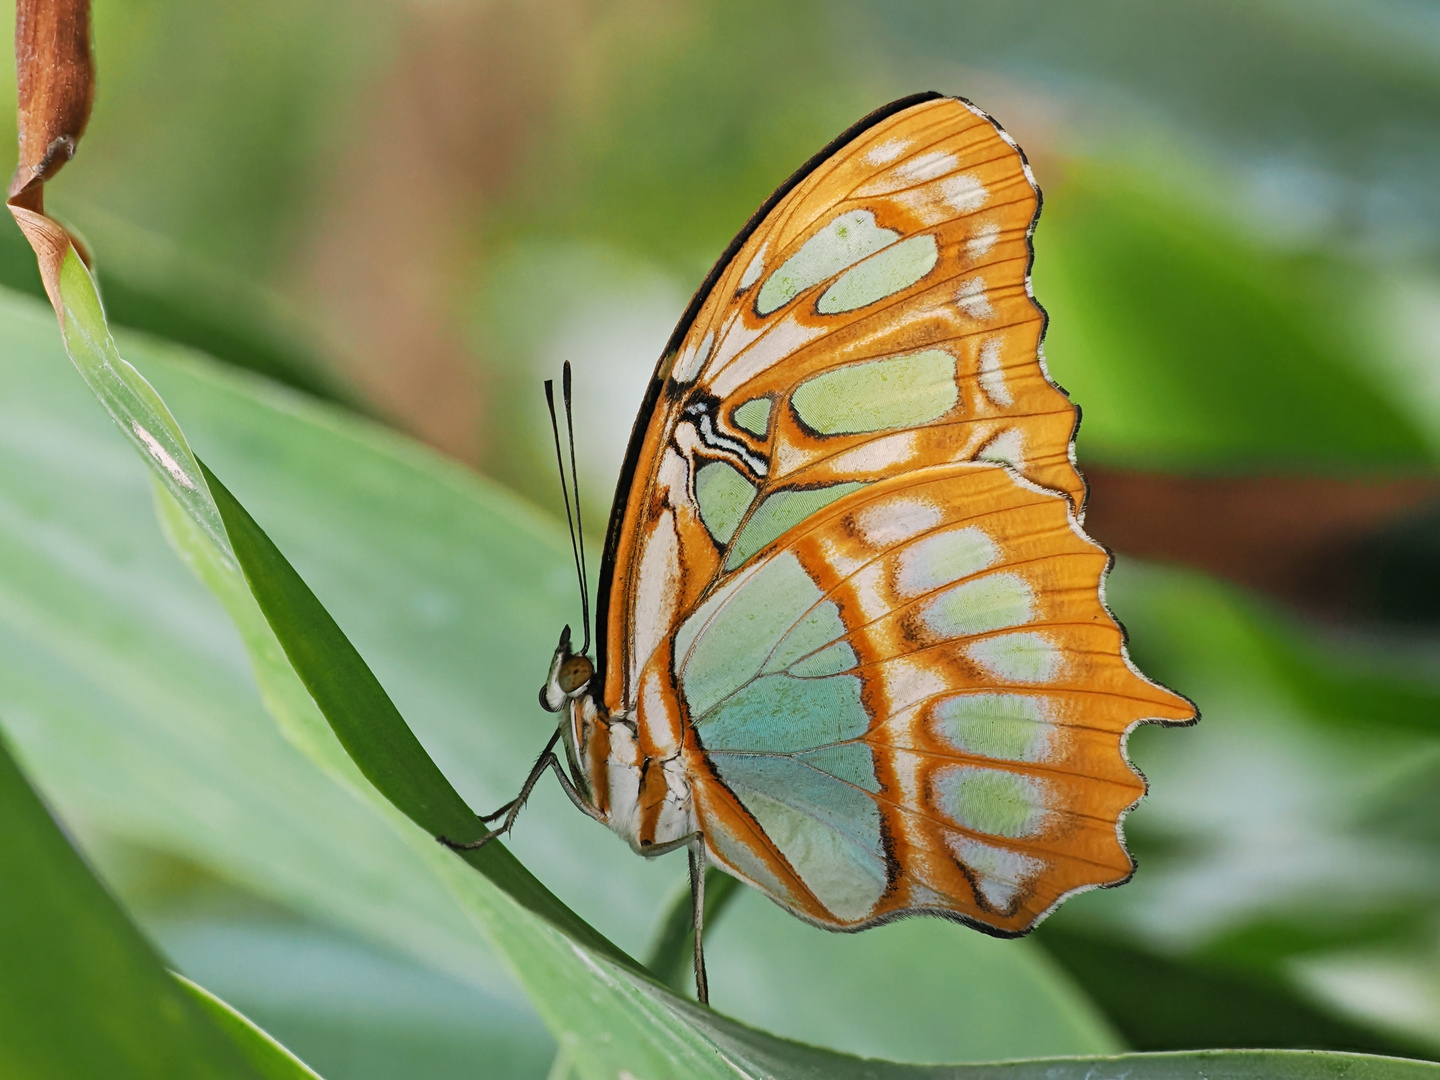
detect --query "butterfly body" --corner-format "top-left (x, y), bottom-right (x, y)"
top-left (524, 93), bottom-right (1194, 956)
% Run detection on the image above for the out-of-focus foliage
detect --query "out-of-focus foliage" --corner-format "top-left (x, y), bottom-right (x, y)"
top-left (1, 0), bottom-right (1439, 1074)
top-left (0, 726), bottom-right (317, 1078)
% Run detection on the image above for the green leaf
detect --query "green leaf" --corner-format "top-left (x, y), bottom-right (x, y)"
top-left (49, 244), bottom-right (230, 559)
top-left (198, 461), bottom-right (483, 842)
top-left (0, 727), bottom-right (317, 1079)
top-left (195, 459), bottom-right (632, 966)
top-left (176, 974), bottom-right (324, 1080)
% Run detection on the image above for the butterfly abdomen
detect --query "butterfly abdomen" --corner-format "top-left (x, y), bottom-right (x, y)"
top-left (576, 693), bottom-right (699, 855)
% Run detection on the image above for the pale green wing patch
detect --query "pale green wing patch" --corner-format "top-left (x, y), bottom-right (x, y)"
top-left (895, 526), bottom-right (999, 597)
top-left (920, 573), bottom-right (1036, 639)
top-left (818, 234), bottom-right (939, 314)
top-left (678, 552), bottom-right (868, 753)
top-left (710, 755), bottom-right (887, 923)
top-left (933, 766), bottom-right (1052, 839)
top-left (930, 694), bottom-right (1056, 763)
top-left (696, 460), bottom-right (756, 545)
top-left (697, 672), bottom-right (867, 752)
top-left (675, 546), bottom-right (885, 923)
top-left (966, 632), bottom-right (1063, 683)
top-left (733, 397), bottom-right (773, 437)
top-left (756, 210), bottom-right (898, 315)
top-left (725, 481), bottom-right (866, 570)
top-left (790, 349), bottom-right (958, 436)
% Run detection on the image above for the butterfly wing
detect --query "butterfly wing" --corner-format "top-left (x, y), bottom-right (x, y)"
top-left (594, 93), bottom-right (1194, 932)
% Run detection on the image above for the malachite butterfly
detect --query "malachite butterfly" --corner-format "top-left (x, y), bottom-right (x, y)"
top-left (450, 91), bottom-right (1196, 1003)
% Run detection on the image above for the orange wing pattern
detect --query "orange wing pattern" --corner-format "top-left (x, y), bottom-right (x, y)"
top-left (677, 466), bottom-right (1192, 930)
top-left (589, 93), bottom-right (1195, 934)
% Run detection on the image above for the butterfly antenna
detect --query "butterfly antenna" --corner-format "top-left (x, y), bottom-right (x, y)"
top-left (562, 362), bottom-right (591, 655)
top-left (545, 377), bottom-right (588, 653)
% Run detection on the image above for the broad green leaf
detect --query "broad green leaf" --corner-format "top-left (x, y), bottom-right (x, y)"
top-left (152, 912), bottom-right (556, 1080)
top-left (0, 727), bottom-right (312, 1079)
top-left (197, 462), bottom-right (486, 843)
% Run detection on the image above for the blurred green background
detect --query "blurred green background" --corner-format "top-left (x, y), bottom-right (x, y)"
top-left (2, 0), bottom-right (1439, 1076)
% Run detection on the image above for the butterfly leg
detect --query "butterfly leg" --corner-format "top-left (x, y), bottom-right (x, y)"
top-left (439, 728), bottom-right (569, 850)
top-left (689, 837), bottom-right (710, 1006)
top-left (478, 798), bottom-right (518, 824)
top-left (637, 831), bottom-right (711, 1004)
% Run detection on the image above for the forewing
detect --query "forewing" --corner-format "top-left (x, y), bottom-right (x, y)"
top-left (600, 94), bottom-right (1074, 717)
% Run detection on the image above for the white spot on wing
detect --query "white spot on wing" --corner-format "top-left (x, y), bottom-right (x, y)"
top-left (977, 338), bottom-right (1012, 407)
top-left (709, 312), bottom-right (826, 398)
top-left (671, 328), bottom-right (713, 384)
top-left (940, 174), bottom-right (987, 212)
top-left (898, 150), bottom-right (958, 183)
top-left (977, 428), bottom-right (1024, 469)
top-left (854, 496), bottom-right (941, 546)
top-left (656, 442), bottom-right (690, 500)
top-left (631, 508), bottom-right (681, 689)
top-left (847, 561), bottom-right (889, 621)
top-left (865, 138), bottom-right (909, 165)
top-left (826, 431), bottom-right (918, 474)
top-left (956, 277), bottom-right (994, 319)
top-left (640, 668), bottom-right (679, 758)
top-left (739, 243), bottom-right (767, 290)
top-left (883, 656), bottom-right (948, 712)
top-left (948, 836), bottom-right (1043, 912)
top-left (967, 221), bottom-right (1002, 259)
top-left (820, 537), bottom-right (866, 577)
top-left (891, 183), bottom-right (984, 227)
top-left (606, 723), bottom-right (641, 844)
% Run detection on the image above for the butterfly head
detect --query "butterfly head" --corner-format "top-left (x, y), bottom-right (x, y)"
top-left (540, 624), bottom-right (594, 713)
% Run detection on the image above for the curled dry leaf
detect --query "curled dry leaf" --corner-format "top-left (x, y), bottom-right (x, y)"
top-left (8, 0), bottom-right (93, 306)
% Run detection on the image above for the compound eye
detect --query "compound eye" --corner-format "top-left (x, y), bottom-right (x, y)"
top-left (558, 655), bottom-right (594, 694)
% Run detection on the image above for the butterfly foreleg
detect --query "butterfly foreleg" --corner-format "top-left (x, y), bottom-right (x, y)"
top-left (477, 798), bottom-right (518, 824)
top-left (438, 726), bottom-right (593, 850)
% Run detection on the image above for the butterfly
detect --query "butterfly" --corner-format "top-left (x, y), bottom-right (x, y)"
top-left (445, 91), bottom-right (1196, 1004)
